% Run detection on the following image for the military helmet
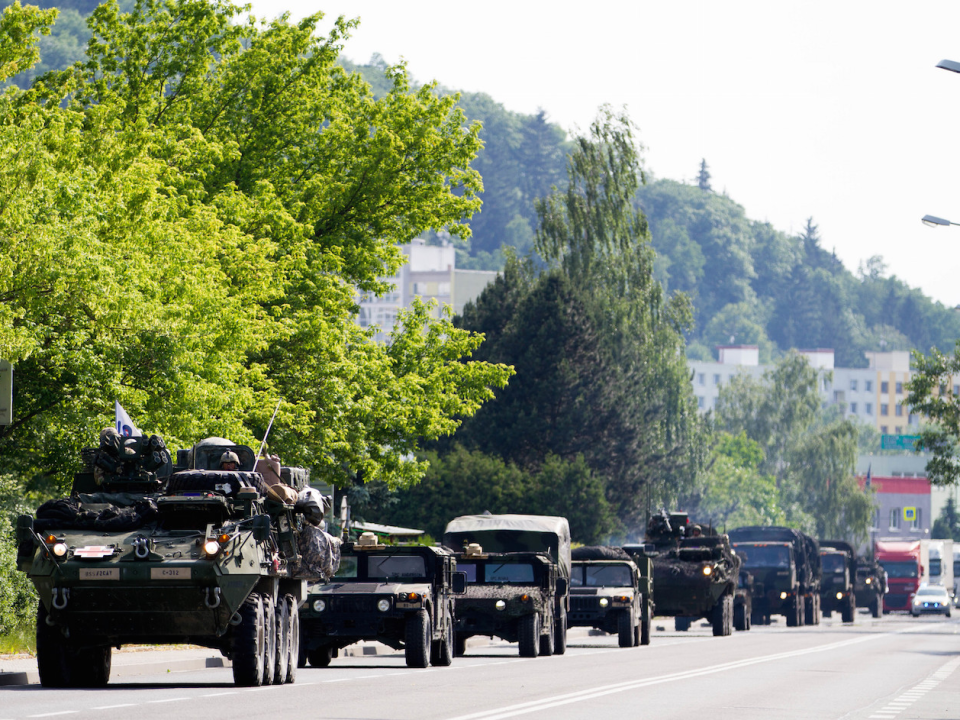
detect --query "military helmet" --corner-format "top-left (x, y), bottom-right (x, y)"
top-left (219, 451), bottom-right (240, 467)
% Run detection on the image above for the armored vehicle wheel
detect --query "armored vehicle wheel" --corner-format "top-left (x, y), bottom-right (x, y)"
top-left (805, 594), bottom-right (819, 625)
top-left (786, 597), bottom-right (800, 627)
top-left (431, 615), bottom-right (454, 667)
top-left (285, 595), bottom-right (299, 683)
top-left (233, 595), bottom-right (266, 686)
top-left (262, 596), bottom-right (277, 684)
top-left (539, 614), bottom-right (555, 657)
top-left (618, 610), bottom-right (635, 647)
top-left (405, 609), bottom-right (431, 668)
top-left (712, 594), bottom-right (732, 636)
top-left (36, 604), bottom-right (112, 688)
top-left (841, 597), bottom-right (855, 624)
top-left (518, 613), bottom-right (540, 658)
top-left (640, 606), bottom-right (652, 646)
top-left (733, 603), bottom-right (747, 632)
top-left (871, 596), bottom-right (881, 618)
top-left (73, 645), bottom-right (112, 688)
top-left (750, 609), bottom-right (763, 627)
top-left (273, 595), bottom-right (289, 684)
top-left (554, 607), bottom-right (567, 655)
top-left (454, 635), bottom-right (468, 657)
top-left (674, 616), bottom-right (691, 632)
top-left (308, 647), bottom-right (333, 667)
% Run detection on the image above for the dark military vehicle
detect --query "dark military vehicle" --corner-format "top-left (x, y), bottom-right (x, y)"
top-left (443, 514), bottom-right (570, 657)
top-left (729, 526), bottom-right (822, 627)
top-left (16, 432), bottom-right (327, 688)
top-left (569, 546), bottom-right (649, 647)
top-left (630, 512), bottom-right (740, 637)
top-left (819, 540), bottom-right (857, 623)
top-left (734, 567), bottom-right (754, 631)
top-left (299, 532), bottom-right (463, 668)
top-left (855, 556), bottom-right (887, 618)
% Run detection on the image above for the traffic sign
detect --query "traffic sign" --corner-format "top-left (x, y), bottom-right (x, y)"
top-left (903, 507), bottom-right (917, 522)
top-left (880, 434), bottom-right (920, 450)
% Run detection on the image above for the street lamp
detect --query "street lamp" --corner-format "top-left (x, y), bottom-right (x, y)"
top-left (937, 59), bottom-right (960, 74)
top-left (921, 214), bottom-right (960, 228)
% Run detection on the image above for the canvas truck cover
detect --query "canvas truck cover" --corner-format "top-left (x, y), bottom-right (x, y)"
top-left (444, 514), bottom-right (571, 577)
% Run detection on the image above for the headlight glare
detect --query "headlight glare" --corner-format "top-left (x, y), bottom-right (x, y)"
top-left (495, 600), bottom-right (506, 611)
top-left (377, 598), bottom-right (391, 612)
top-left (52, 543), bottom-right (68, 557)
top-left (313, 599), bottom-right (326, 612)
top-left (202, 540), bottom-right (220, 556)
top-left (836, 592), bottom-right (843, 600)
top-left (780, 591), bottom-right (788, 600)
top-left (702, 565), bottom-right (713, 576)
top-left (599, 598), bottom-right (609, 607)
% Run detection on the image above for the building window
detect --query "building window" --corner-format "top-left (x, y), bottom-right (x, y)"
top-left (909, 414), bottom-right (918, 425)
top-left (913, 509), bottom-right (922, 529)
top-left (955, 384), bottom-right (960, 396)
top-left (697, 396), bottom-right (704, 408)
top-left (698, 373), bottom-right (705, 386)
top-left (881, 425), bottom-right (888, 434)
top-left (872, 509), bottom-right (880, 530)
top-left (881, 381), bottom-right (889, 393)
top-left (824, 379), bottom-right (832, 392)
top-left (889, 509), bottom-right (900, 530)
top-left (895, 426), bottom-right (902, 434)
top-left (881, 404), bottom-right (889, 416)
top-left (865, 380), bottom-right (874, 392)
top-left (438, 281), bottom-right (451, 296)
top-left (713, 374), bottom-right (721, 385)
top-left (896, 382), bottom-right (903, 394)
top-left (895, 404), bottom-right (903, 417)
top-left (850, 379), bottom-right (858, 392)
top-left (850, 402), bottom-right (858, 414)
top-left (865, 403), bottom-right (873, 415)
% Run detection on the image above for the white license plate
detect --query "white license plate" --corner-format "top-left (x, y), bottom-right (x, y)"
top-left (79, 568), bottom-right (119, 580)
top-left (150, 567), bottom-right (191, 580)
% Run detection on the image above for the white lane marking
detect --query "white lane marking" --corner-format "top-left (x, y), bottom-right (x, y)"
top-left (146, 697), bottom-right (188, 703)
top-left (445, 632), bottom-right (898, 720)
top-left (199, 692), bottom-right (237, 697)
top-left (92, 705), bottom-right (137, 710)
top-left (28, 713), bottom-right (79, 718)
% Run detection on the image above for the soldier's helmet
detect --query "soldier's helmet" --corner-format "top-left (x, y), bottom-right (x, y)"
top-left (219, 451), bottom-right (240, 468)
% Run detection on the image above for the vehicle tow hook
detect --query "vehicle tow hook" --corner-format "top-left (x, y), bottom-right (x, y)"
top-left (52, 587), bottom-right (70, 610)
top-left (134, 537), bottom-right (150, 559)
top-left (205, 587), bottom-right (221, 609)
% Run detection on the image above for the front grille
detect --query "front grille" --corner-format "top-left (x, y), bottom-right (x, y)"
top-left (571, 597), bottom-right (599, 612)
top-left (330, 595), bottom-right (381, 613)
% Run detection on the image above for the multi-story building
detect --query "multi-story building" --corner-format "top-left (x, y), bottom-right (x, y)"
top-left (357, 239), bottom-right (498, 342)
top-left (856, 455), bottom-right (931, 545)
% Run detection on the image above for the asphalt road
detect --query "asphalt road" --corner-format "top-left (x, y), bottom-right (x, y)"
top-left (2, 613), bottom-right (958, 720)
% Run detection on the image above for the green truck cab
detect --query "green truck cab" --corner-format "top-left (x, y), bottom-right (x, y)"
top-left (299, 533), bottom-right (463, 668)
top-left (819, 540), bottom-right (857, 623)
top-left (569, 546), bottom-right (650, 647)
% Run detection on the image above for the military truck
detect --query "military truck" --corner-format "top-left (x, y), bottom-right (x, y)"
top-left (729, 526), bottom-right (822, 627)
top-left (855, 557), bottom-right (887, 618)
top-left (569, 546), bottom-right (649, 647)
top-left (443, 514), bottom-right (570, 656)
top-left (629, 511), bottom-right (740, 637)
top-left (298, 532), bottom-right (463, 668)
top-left (819, 540), bottom-right (857, 623)
top-left (16, 432), bottom-right (328, 688)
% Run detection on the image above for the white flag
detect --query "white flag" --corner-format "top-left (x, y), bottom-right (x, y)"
top-left (115, 401), bottom-right (142, 437)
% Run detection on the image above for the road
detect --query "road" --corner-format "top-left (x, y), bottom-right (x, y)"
top-left (2, 613), bottom-right (958, 720)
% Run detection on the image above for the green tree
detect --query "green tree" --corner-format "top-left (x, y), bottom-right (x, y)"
top-left (932, 497), bottom-right (960, 541)
top-left (906, 344), bottom-right (960, 486)
top-left (697, 158), bottom-right (711, 191)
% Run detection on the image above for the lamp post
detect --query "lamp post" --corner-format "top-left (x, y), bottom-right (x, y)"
top-left (920, 214), bottom-right (960, 228)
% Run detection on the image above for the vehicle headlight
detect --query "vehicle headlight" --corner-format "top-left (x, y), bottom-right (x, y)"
top-left (202, 540), bottom-right (220, 556)
top-left (865, 578), bottom-right (872, 585)
top-left (836, 592), bottom-right (843, 600)
top-left (599, 598), bottom-right (609, 607)
top-left (702, 565), bottom-right (713, 576)
top-left (52, 543), bottom-right (68, 558)
top-left (377, 598), bottom-right (391, 612)
top-left (495, 600), bottom-right (506, 611)
top-left (312, 599), bottom-right (326, 612)
top-left (780, 591), bottom-right (788, 600)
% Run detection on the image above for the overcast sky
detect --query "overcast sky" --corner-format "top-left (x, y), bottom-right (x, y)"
top-left (251, 0), bottom-right (960, 309)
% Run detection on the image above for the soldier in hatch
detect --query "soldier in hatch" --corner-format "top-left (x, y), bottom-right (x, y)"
top-left (219, 450), bottom-right (240, 471)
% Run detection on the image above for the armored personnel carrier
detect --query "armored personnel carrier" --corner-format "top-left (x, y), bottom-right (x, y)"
top-left (298, 532), bottom-right (463, 668)
top-left (631, 511), bottom-right (739, 637)
top-left (569, 546), bottom-right (648, 647)
top-left (729, 526), bottom-right (821, 626)
top-left (16, 431), bottom-right (332, 688)
top-left (855, 557), bottom-right (887, 618)
top-left (819, 540), bottom-right (857, 623)
top-left (444, 514), bottom-right (570, 656)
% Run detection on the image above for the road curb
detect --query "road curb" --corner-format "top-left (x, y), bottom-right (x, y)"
top-left (0, 655), bottom-right (231, 686)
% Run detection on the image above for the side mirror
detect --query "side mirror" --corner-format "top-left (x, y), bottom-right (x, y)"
top-left (252, 514), bottom-right (272, 543)
top-left (15, 515), bottom-right (34, 546)
top-left (556, 577), bottom-right (568, 596)
top-left (451, 571), bottom-right (467, 594)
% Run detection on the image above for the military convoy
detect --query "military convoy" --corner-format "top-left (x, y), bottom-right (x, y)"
top-left (569, 546), bottom-right (650, 647)
top-left (16, 432), bottom-right (334, 688)
top-left (298, 532), bottom-right (463, 668)
top-left (855, 556), bottom-right (887, 617)
top-left (443, 514), bottom-right (570, 657)
top-left (819, 540), bottom-right (857, 623)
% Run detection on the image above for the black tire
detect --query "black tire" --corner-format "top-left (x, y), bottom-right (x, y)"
top-left (744, 608), bottom-right (751, 631)
top-left (518, 613), bottom-right (540, 658)
top-left (72, 645), bottom-right (112, 688)
top-left (640, 605), bottom-right (652, 646)
top-left (803, 594), bottom-right (815, 626)
top-left (454, 634), bottom-right (467, 657)
top-left (539, 614), bottom-right (555, 657)
top-left (871, 596), bottom-right (882, 618)
top-left (751, 609), bottom-right (764, 627)
top-left (618, 610), bottom-right (634, 647)
top-left (405, 609), bottom-right (431, 668)
top-left (430, 615), bottom-right (454, 667)
top-left (553, 607), bottom-right (567, 655)
top-left (273, 595), bottom-right (289, 684)
top-left (786, 597), bottom-right (800, 627)
top-left (734, 603), bottom-right (746, 632)
top-left (675, 616), bottom-right (691, 632)
top-left (262, 596), bottom-right (277, 685)
top-left (307, 647), bottom-right (333, 667)
top-left (233, 595), bottom-right (265, 686)
top-left (841, 598), bottom-right (855, 624)
top-left (285, 595), bottom-right (299, 684)
top-left (712, 594), bottom-right (732, 637)
top-left (37, 604), bottom-right (70, 688)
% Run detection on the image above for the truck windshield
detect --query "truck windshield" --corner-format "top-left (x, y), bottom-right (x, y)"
top-left (879, 561), bottom-right (918, 578)
top-left (367, 556), bottom-right (427, 580)
top-left (335, 556), bottom-right (358, 578)
top-left (485, 563), bottom-right (535, 583)
top-left (737, 546), bottom-right (790, 568)
top-left (929, 559), bottom-right (941, 576)
top-left (821, 554), bottom-right (846, 573)
top-left (583, 565), bottom-right (632, 587)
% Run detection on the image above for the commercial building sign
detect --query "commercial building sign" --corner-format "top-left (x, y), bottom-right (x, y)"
top-left (880, 434), bottom-right (920, 450)
top-left (0, 360), bottom-right (11, 425)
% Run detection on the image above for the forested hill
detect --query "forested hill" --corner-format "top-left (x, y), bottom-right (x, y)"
top-left (9, 6), bottom-right (959, 365)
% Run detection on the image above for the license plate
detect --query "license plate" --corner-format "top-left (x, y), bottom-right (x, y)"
top-left (80, 568), bottom-right (119, 580)
top-left (151, 567), bottom-right (191, 580)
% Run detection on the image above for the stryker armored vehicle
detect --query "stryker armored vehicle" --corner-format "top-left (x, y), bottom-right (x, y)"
top-left (729, 526), bottom-right (822, 627)
top-left (631, 511), bottom-right (739, 637)
top-left (298, 532), bottom-right (463, 668)
top-left (855, 557), bottom-right (887, 618)
top-left (16, 432), bottom-right (328, 688)
top-left (569, 546), bottom-right (649, 647)
top-left (443, 514), bottom-right (570, 656)
top-left (819, 540), bottom-right (857, 623)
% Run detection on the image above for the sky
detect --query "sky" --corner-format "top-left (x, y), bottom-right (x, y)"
top-left (250, 0), bottom-right (960, 309)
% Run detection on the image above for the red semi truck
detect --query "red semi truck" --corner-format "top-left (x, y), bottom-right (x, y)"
top-left (875, 540), bottom-right (922, 613)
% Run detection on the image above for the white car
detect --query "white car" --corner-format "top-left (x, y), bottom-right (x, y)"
top-left (910, 585), bottom-right (952, 617)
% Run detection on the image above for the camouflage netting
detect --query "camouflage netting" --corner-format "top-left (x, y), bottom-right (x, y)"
top-left (292, 526), bottom-right (341, 580)
top-left (572, 546), bottom-right (632, 561)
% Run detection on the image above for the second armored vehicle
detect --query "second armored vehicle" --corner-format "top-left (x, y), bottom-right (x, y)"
top-left (819, 540), bottom-right (857, 623)
top-left (569, 546), bottom-right (649, 647)
top-left (299, 532), bottom-right (463, 668)
top-left (855, 557), bottom-right (887, 617)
